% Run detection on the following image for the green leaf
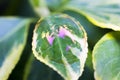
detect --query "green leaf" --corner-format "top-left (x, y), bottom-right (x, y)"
top-left (8, 25), bottom-right (35, 80)
top-left (93, 31), bottom-right (120, 80)
top-left (32, 14), bottom-right (88, 80)
top-left (0, 17), bottom-right (30, 80)
top-left (63, 0), bottom-right (120, 31)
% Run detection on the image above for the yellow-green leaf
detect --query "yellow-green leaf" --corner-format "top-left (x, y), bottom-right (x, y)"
top-left (63, 0), bottom-right (120, 31)
top-left (0, 17), bottom-right (30, 80)
top-left (93, 31), bottom-right (120, 80)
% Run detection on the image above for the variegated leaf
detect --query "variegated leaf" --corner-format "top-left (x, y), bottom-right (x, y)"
top-left (32, 14), bottom-right (88, 80)
top-left (0, 17), bottom-right (30, 80)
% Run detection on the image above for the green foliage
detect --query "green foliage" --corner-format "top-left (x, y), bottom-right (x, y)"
top-left (0, 0), bottom-right (120, 80)
top-left (0, 17), bottom-right (30, 80)
top-left (32, 14), bottom-right (88, 80)
top-left (63, 0), bottom-right (120, 31)
top-left (93, 31), bottom-right (120, 80)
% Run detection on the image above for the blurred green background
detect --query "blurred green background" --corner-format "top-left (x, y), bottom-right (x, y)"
top-left (0, 0), bottom-right (36, 17)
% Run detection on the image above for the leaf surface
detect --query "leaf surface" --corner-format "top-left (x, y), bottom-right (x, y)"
top-left (63, 0), bottom-right (120, 31)
top-left (93, 31), bottom-right (120, 80)
top-left (0, 17), bottom-right (30, 80)
top-left (32, 14), bottom-right (88, 80)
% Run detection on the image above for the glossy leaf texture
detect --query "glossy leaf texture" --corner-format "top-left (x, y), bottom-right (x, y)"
top-left (0, 17), bottom-right (30, 80)
top-left (62, 0), bottom-right (120, 31)
top-left (32, 14), bottom-right (88, 80)
top-left (93, 31), bottom-right (120, 80)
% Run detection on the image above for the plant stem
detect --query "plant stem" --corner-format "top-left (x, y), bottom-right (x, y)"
top-left (37, 0), bottom-right (50, 17)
